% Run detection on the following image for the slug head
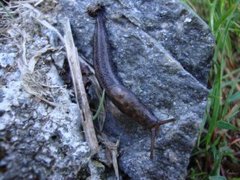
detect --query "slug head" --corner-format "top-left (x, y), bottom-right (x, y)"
top-left (87, 3), bottom-right (105, 17)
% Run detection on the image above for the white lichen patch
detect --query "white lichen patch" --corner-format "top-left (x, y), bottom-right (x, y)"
top-left (0, 53), bottom-right (16, 68)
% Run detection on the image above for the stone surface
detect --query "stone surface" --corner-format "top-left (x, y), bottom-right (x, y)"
top-left (58, 0), bottom-right (214, 179)
top-left (0, 53), bottom-right (90, 179)
top-left (0, 5), bottom-right (91, 180)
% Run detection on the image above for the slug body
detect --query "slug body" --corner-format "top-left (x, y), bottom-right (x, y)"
top-left (89, 5), bottom-right (174, 158)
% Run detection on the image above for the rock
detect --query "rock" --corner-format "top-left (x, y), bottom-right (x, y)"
top-left (52, 51), bottom-right (66, 68)
top-left (88, 160), bottom-right (106, 180)
top-left (0, 67), bottom-right (90, 179)
top-left (58, 0), bottom-right (214, 179)
top-left (0, 53), bottom-right (16, 68)
top-left (0, 8), bottom-right (91, 178)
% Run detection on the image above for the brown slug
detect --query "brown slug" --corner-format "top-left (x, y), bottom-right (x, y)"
top-left (88, 4), bottom-right (175, 159)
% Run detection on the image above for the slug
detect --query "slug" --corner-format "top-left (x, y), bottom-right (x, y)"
top-left (88, 5), bottom-right (175, 159)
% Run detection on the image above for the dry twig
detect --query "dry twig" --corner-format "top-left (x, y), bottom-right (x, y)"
top-left (98, 134), bottom-right (120, 180)
top-left (63, 18), bottom-right (99, 155)
top-left (28, 2), bottom-right (99, 154)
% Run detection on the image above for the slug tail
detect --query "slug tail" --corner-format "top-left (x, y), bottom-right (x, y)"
top-left (150, 128), bottom-right (156, 159)
top-left (157, 117), bottom-right (175, 126)
top-left (150, 117), bottom-right (175, 159)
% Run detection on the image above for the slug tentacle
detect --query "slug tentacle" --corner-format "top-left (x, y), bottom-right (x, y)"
top-left (88, 5), bottom-right (175, 159)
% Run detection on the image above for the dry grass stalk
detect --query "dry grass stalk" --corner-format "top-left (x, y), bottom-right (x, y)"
top-left (63, 18), bottom-right (99, 155)
top-left (98, 134), bottom-right (120, 180)
top-left (34, 0), bottom-right (45, 6)
top-left (35, 18), bottom-right (64, 43)
top-left (17, 29), bottom-right (56, 106)
top-left (22, 71), bottom-right (57, 107)
top-left (28, 45), bottom-right (56, 73)
top-left (27, 2), bottom-right (99, 154)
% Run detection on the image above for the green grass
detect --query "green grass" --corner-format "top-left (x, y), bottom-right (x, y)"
top-left (93, 89), bottom-right (106, 121)
top-left (182, 0), bottom-right (240, 179)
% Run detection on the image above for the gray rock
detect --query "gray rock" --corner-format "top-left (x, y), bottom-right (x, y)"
top-left (0, 53), bottom-right (16, 68)
top-left (0, 51), bottom-right (90, 179)
top-left (58, 0), bottom-right (214, 179)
